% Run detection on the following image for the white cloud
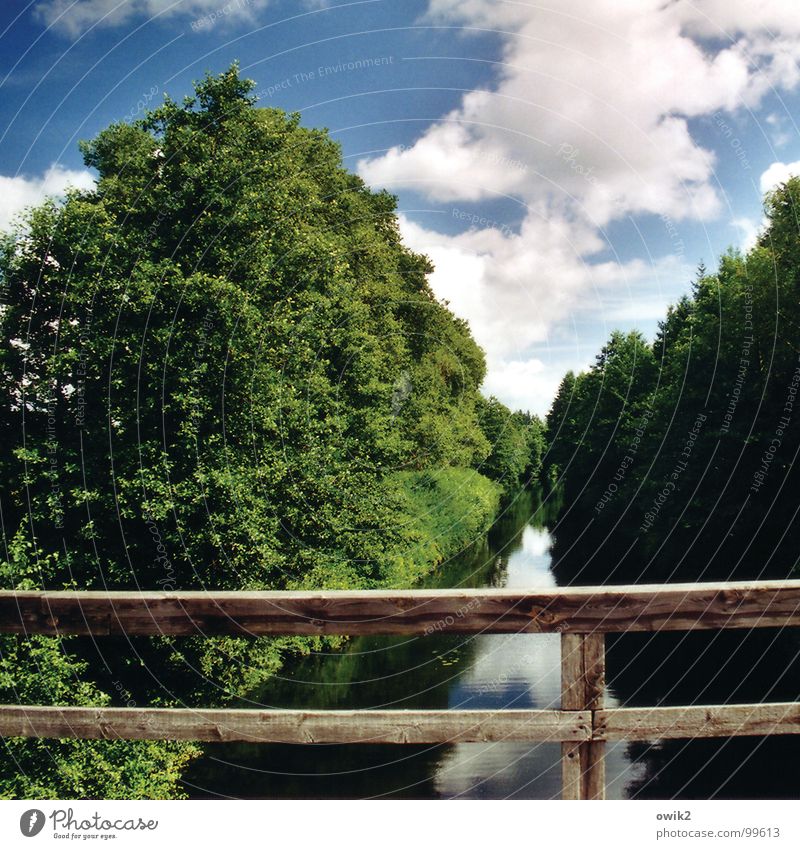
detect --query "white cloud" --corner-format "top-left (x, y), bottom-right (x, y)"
top-left (732, 216), bottom-right (762, 251)
top-left (400, 212), bottom-right (656, 356)
top-left (0, 164), bottom-right (95, 232)
top-left (34, 0), bottom-right (269, 36)
top-left (672, 1), bottom-right (800, 38)
top-left (727, 158), bottom-right (800, 254)
top-left (359, 1), bottom-right (800, 414)
top-left (363, 120), bottom-right (530, 204)
top-left (481, 358), bottom-right (559, 415)
top-left (398, 213), bottom-right (692, 414)
top-left (760, 158), bottom-right (800, 192)
top-left (363, 1), bottom-right (800, 225)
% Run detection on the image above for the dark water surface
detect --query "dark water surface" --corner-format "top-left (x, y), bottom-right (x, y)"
top-left (183, 492), bottom-right (800, 799)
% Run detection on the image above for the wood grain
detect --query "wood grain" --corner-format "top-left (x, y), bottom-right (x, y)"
top-left (561, 741), bottom-right (584, 800)
top-left (562, 634), bottom-right (586, 800)
top-left (0, 706), bottom-right (591, 744)
top-left (561, 633), bottom-right (606, 800)
top-left (595, 703), bottom-right (800, 741)
top-left (1, 580), bottom-right (798, 636)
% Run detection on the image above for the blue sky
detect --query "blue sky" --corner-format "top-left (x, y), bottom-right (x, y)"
top-left (3, 0), bottom-right (800, 414)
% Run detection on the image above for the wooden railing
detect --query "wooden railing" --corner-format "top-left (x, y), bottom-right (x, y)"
top-left (2, 580), bottom-right (800, 799)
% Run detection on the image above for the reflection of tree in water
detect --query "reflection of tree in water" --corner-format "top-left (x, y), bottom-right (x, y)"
top-left (481, 487), bottom-right (558, 588)
top-left (482, 556), bottom-right (508, 588)
top-left (185, 624), bottom-right (479, 797)
top-left (624, 737), bottom-right (800, 799)
top-left (185, 740), bottom-right (449, 800)
top-left (601, 588), bottom-right (800, 798)
top-left (607, 630), bottom-right (800, 708)
top-left (185, 492), bottom-right (545, 799)
top-left (611, 631), bottom-right (800, 798)
top-left (548, 483), bottom-right (800, 799)
top-left (548, 508), bottom-right (651, 587)
top-left (547, 482), bottom-right (798, 587)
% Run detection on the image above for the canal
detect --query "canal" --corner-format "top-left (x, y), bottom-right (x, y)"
top-left (183, 490), bottom-right (800, 799)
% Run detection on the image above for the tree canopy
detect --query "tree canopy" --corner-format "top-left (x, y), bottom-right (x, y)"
top-left (545, 178), bottom-right (800, 583)
top-left (0, 65), bottom-right (541, 798)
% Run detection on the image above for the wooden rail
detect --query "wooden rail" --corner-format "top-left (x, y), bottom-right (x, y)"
top-left (2, 580), bottom-right (799, 635)
top-left (0, 706), bottom-right (592, 744)
top-left (1, 580), bottom-right (799, 799)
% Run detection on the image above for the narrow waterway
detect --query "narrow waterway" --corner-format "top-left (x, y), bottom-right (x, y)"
top-left (183, 491), bottom-right (800, 799)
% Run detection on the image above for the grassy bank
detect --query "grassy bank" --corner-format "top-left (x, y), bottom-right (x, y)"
top-left (382, 467), bottom-right (502, 586)
top-left (0, 466), bottom-right (502, 800)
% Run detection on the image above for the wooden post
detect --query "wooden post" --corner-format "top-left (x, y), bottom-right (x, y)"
top-left (561, 632), bottom-right (605, 799)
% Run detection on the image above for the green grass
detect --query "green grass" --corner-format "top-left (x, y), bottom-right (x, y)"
top-left (382, 467), bottom-right (501, 587)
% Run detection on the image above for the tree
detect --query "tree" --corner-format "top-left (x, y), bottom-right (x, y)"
top-left (476, 396), bottom-right (530, 488)
top-left (547, 179), bottom-right (800, 582)
top-left (0, 65), bottom-right (501, 796)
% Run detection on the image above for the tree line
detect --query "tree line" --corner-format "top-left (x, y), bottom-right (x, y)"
top-left (0, 66), bottom-right (543, 797)
top-left (544, 178), bottom-right (800, 585)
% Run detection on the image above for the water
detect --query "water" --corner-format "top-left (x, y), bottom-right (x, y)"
top-left (183, 491), bottom-right (800, 799)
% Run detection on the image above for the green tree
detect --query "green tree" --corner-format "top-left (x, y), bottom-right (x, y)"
top-left (548, 179), bottom-right (800, 581)
top-left (0, 65), bottom-right (502, 797)
top-left (476, 396), bottom-right (530, 488)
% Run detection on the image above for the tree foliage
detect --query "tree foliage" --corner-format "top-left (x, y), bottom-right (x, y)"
top-left (0, 65), bottom-right (523, 797)
top-left (545, 179), bottom-right (800, 582)
top-left (477, 397), bottom-right (545, 487)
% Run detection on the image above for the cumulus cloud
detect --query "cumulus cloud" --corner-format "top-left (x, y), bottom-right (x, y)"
top-left (671, 0), bottom-right (800, 38)
top-left (398, 212), bottom-right (693, 413)
top-left (0, 164), bottom-right (95, 232)
top-left (34, 0), bottom-right (269, 36)
top-left (760, 158), bottom-right (800, 192)
top-left (731, 216), bottom-right (762, 252)
top-left (363, 1), bottom-right (800, 225)
top-left (481, 358), bottom-right (558, 417)
top-left (359, 1), bottom-right (800, 413)
top-left (399, 213), bottom-right (655, 358)
top-left (725, 159), bottom-right (800, 253)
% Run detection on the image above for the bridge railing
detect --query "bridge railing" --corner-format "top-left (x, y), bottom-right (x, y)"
top-left (1, 580), bottom-right (799, 799)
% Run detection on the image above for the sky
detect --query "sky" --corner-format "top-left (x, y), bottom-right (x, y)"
top-left (2, 0), bottom-right (800, 415)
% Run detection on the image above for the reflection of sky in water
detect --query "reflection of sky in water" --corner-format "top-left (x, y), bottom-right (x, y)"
top-left (433, 525), bottom-right (644, 799)
top-left (183, 512), bottom-right (649, 799)
top-left (448, 527), bottom-right (560, 712)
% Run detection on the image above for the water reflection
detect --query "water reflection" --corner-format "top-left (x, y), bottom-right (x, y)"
top-left (182, 490), bottom-right (798, 799)
top-left (433, 522), bottom-right (563, 799)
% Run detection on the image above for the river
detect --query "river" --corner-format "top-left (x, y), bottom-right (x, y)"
top-left (183, 490), bottom-right (800, 799)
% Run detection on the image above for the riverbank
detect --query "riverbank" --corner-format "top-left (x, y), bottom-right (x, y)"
top-left (381, 468), bottom-right (502, 586)
top-left (174, 467), bottom-right (503, 796)
top-left (233, 466), bottom-right (503, 694)
top-left (183, 491), bottom-right (800, 800)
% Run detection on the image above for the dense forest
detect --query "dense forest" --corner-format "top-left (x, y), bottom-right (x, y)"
top-left (542, 202), bottom-right (800, 796)
top-left (544, 177), bottom-right (800, 585)
top-left (0, 66), bottom-right (544, 798)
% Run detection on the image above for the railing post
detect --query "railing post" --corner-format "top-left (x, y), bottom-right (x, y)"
top-left (561, 632), bottom-right (605, 799)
